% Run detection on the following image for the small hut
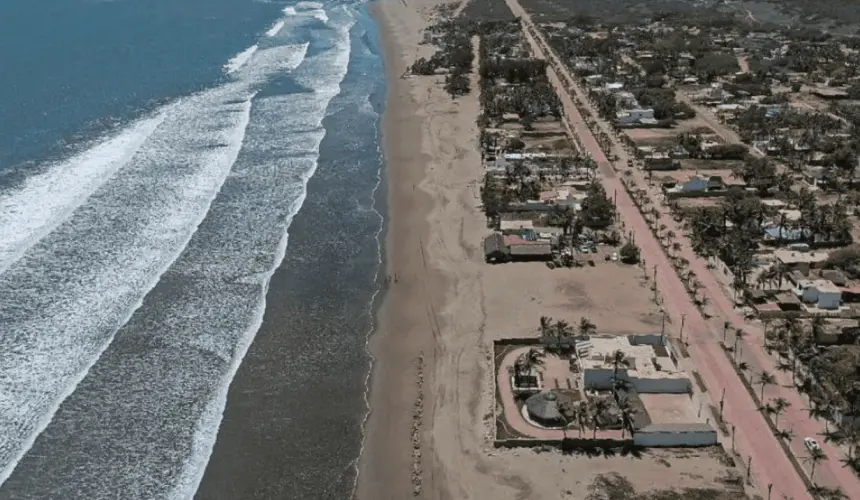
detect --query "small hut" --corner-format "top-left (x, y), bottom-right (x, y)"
top-left (525, 391), bottom-right (574, 427)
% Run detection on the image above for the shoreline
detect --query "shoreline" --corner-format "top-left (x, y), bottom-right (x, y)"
top-left (357, 1), bottom-right (444, 498)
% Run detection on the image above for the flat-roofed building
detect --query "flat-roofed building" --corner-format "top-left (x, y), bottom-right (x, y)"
top-left (578, 335), bottom-right (690, 393)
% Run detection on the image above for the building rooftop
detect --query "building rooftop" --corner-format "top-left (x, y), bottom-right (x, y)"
top-left (578, 335), bottom-right (684, 380)
top-left (775, 249), bottom-right (829, 265)
top-left (500, 220), bottom-right (534, 231)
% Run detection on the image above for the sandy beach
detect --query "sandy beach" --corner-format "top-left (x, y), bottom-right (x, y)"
top-left (358, 1), bottom-right (739, 499)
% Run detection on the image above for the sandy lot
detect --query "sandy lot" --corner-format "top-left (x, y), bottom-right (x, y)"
top-left (640, 393), bottom-right (702, 425)
top-left (625, 119), bottom-right (715, 146)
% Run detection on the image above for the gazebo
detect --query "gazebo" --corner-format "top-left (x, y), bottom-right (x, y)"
top-left (524, 391), bottom-right (574, 427)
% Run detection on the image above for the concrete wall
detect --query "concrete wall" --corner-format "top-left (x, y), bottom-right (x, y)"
top-left (627, 334), bottom-right (665, 346)
top-left (633, 429), bottom-right (718, 447)
top-left (584, 369), bottom-right (690, 393)
top-left (584, 368), bottom-right (626, 389)
top-left (629, 377), bottom-right (691, 394)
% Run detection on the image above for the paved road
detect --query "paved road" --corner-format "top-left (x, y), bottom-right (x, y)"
top-left (503, 2), bottom-right (817, 498)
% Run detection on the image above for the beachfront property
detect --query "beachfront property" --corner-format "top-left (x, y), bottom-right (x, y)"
top-left (577, 335), bottom-right (691, 394)
top-left (493, 333), bottom-right (716, 448)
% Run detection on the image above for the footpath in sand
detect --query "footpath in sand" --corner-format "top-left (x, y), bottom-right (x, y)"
top-left (502, 0), bottom-right (823, 498)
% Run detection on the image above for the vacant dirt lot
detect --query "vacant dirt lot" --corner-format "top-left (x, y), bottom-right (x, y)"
top-left (640, 393), bottom-right (702, 425)
top-left (483, 258), bottom-right (663, 336)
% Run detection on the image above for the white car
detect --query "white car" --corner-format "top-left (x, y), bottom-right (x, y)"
top-left (804, 437), bottom-right (821, 452)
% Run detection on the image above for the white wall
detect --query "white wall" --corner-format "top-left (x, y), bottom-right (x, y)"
top-left (818, 290), bottom-right (841, 310)
top-left (633, 429), bottom-right (718, 447)
top-left (801, 286), bottom-right (819, 304)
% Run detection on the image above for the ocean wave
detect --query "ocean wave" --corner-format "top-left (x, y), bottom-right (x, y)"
top-left (265, 19), bottom-right (285, 37)
top-left (223, 44), bottom-right (258, 74)
top-left (0, 28), bottom-right (317, 494)
top-left (0, 7), bottom-right (363, 497)
top-left (0, 110), bottom-right (169, 275)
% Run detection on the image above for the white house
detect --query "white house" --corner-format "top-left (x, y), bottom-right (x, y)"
top-left (580, 335), bottom-right (690, 394)
top-left (795, 279), bottom-right (842, 309)
top-left (616, 108), bottom-right (655, 125)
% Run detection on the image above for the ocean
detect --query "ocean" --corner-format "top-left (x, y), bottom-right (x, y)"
top-left (0, 1), bottom-right (384, 498)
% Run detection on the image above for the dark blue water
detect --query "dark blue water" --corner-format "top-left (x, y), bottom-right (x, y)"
top-left (0, 0), bottom-right (385, 498)
top-left (0, 0), bottom-right (280, 169)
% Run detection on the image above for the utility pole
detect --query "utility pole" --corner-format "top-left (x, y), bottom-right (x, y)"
top-left (679, 314), bottom-right (687, 343)
top-left (719, 388), bottom-right (726, 420)
top-left (746, 455), bottom-right (752, 483)
top-left (723, 321), bottom-right (730, 344)
top-left (653, 265), bottom-right (658, 302)
top-left (731, 424), bottom-right (736, 452)
top-left (767, 483), bottom-right (773, 500)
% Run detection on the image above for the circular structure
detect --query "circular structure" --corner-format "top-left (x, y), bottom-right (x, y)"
top-left (524, 391), bottom-right (574, 428)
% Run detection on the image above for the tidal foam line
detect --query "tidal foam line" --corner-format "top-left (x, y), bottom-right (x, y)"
top-left (0, 111), bottom-right (167, 275)
top-left (265, 20), bottom-right (285, 37)
top-left (223, 45), bottom-right (258, 74)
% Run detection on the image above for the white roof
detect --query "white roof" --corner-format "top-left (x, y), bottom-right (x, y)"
top-left (500, 220), bottom-right (534, 230)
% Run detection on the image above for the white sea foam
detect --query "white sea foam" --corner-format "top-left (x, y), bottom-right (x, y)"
top-left (223, 44), bottom-right (258, 74)
top-left (265, 19), bottom-right (285, 37)
top-left (296, 1), bottom-right (324, 8)
top-left (282, 6), bottom-right (297, 15)
top-left (0, 110), bottom-right (168, 275)
top-left (311, 10), bottom-right (328, 23)
top-left (0, 26), bottom-right (315, 490)
top-left (174, 18), bottom-right (357, 500)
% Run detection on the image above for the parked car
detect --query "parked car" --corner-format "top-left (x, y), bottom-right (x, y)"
top-left (804, 437), bottom-right (821, 452)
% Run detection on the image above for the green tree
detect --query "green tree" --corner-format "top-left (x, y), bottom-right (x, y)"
top-left (578, 317), bottom-right (597, 337)
top-left (806, 447), bottom-right (828, 483)
top-left (771, 397), bottom-right (791, 429)
top-left (619, 241), bottom-right (640, 264)
top-left (580, 181), bottom-right (614, 228)
top-left (758, 370), bottom-right (776, 402)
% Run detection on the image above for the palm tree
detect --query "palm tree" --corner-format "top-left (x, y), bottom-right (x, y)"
top-left (665, 229), bottom-right (676, 242)
top-left (762, 317), bottom-right (773, 347)
top-left (738, 361), bottom-right (750, 374)
top-left (771, 397), bottom-right (791, 429)
top-left (555, 319), bottom-right (574, 339)
top-left (758, 370), bottom-right (776, 402)
top-left (578, 317), bottom-right (596, 337)
top-left (617, 397), bottom-right (636, 439)
top-left (577, 401), bottom-right (588, 438)
top-left (539, 316), bottom-right (554, 337)
top-left (806, 447), bottom-right (828, 483)
top-left (733, 329), bottom-right (747, 358)
top-left (513, 348), bottom-right (545, 386)
top-left (591, 398), bottom-right (610, 439)
top-left (611, 349), bottom-right (629, 384)
top-left (841, 453), bottom-right (860, 473)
